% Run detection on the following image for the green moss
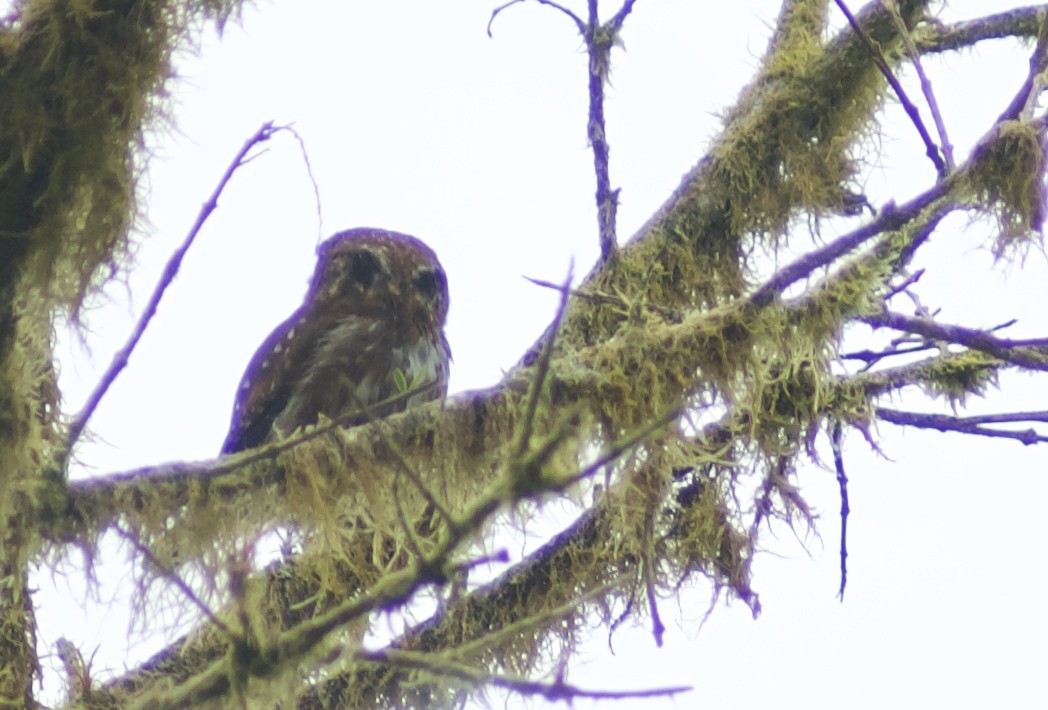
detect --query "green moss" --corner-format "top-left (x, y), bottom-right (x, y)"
top-left (0, 0), bottom-right (241, 317)
top-left (966, 119), bottom-right (1047, 256)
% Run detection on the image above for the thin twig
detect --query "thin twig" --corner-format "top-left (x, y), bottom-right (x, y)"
top-left (876, 408), bottom-right (1048, 445)
top-left (515, 264), bottom-right (573, 459)
top-left (918, 410), bottom-right (1048, 426)
top-left (390, 477), bottom-right (425, 563)
top-left (840, 342), bottom-right (936, 365)
top-left (489, 0), bottom-right (635, 261)
top-left (750, 180), bottom-right (956, 305)
top-left (281, 123), bottom-right (324, 243)
top-left (883, 267), bottom-right (925, 301)
top-left (113, 525), bottom-right (233, 638)
top-left (884, 0), bottom-right (955, 170)
top-left (606, 0), bottom-right (638, 29)
top-left (582, 0), bottom-right (638, 261)
top-left (524, 275), bottom-right (679, 320)
top-left (356, 648), bottom-right (691, 702)
top-left (63, 122), bottom-right (281, 460)
top-left (862, 311), bottom-right (1048, 371)
top-left (830, 422), bottom-right (849, 601)
top-left (997, 13), bottom-right (1048, 122)
top-left (487, 0), bottom-right (585, 36)
top-left (346, 386), bottom-right (457, 538)
top-left (834, 0), bottom-right (946, 176)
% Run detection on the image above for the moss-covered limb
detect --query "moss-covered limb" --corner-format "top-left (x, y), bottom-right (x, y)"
top-left (78, 425), bottom-right (740, 708)
top-left (914, 5), bottom-right (1047, 55)
top-left (0, 295), bottom-right (59, 702)
top-left (49, 264), bottom-right (855, 566)
top-left (752, 185), bottom-right (956, 307)
top-left (49, 383), bottom-right (525, 553)
top-left (0, 545), bottom-right (36, 708)
top-left (848, 349), bottom-right (1002, 403)
top-left (292, 349), bottom-right (1011, 710)
top-left (81, 344), bottom-right (1001, 708)
top-left (765, 0), bottom-right (829, 65)
top-left (294, 355), bottom-right (1014, 710)
top-left (46, 293), bottom-right (759, 560)
top-left (296, 472), bottom-right (749, 710)
top-left (101, 414), bottom-right (616, 710)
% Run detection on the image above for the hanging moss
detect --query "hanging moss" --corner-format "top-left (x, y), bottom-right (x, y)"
top-left (965, 119), bottom-right (1047, 256)
top-left (0, 0), bottom-right (241, 315)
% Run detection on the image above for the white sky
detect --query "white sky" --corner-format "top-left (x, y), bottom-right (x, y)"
top-left (27, 1), bottom-right (1048, 707)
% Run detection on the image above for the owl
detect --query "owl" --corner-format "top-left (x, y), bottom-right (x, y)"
top-left (220, 228), bottom-right (451, 455)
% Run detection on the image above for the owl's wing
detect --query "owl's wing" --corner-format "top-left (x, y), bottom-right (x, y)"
top-left (220, 306), bottom-right (316, 454)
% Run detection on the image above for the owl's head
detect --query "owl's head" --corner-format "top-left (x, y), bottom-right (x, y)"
top-left (308, 228), bottom-right (449, 333)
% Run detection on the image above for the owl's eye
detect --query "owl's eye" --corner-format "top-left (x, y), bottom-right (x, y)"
top-left (345, 250), bottom-right (384, 289)
top-left (415, 268), bottom-right (444, 298)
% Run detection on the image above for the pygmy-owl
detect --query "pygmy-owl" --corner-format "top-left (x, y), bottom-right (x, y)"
top-left (221, 228), bottom-right (451, 454)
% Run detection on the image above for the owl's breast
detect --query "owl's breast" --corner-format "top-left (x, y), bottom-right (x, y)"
top-left (274, 316), bottom-right (449, 437)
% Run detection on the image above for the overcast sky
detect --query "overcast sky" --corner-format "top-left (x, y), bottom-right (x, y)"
top-left (25, 1), bottom-right (1048, 707)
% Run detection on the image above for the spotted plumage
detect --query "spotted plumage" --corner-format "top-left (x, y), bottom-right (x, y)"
top-left (221, 228), bottom-right (451, 454)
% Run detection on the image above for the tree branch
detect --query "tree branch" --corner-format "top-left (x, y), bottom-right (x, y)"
top-left (862, 311), bottom-right (1048, 371)
top-left (915, 6), bottom-right (1047, 55)
top-left (876, 408), bottom-right (1048, 445)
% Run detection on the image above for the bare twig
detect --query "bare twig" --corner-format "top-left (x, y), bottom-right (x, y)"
top-left (489, 0), bottom-right (637, 262)
top-left (834, 0), bottom-right (946, 176)
top-left (390, 476), bottom-right (425, 563)
top-left (884, 0), bottom-right (954, 170)
top-left (862, 311), bottom-right (1048, 371)
top-left (840, 342), bottom-right (935, 364)
top-left (997, 13), bottom-right (1048, 122)
top-left (830, 422), bottom-right (849, 601)
top-left (883, 267), bottom-right (926, 301)
top-left (515, 264), bottom-right (573, 461)
top-left (584, 0), bottom-right (635, 261)
top-left (641, 510), bottom-right (665, 647)
top-left (876, 408), bottom-right (1048, 445)
top-left (63, 122), bottom-right (281, 460)
top-left (524, 275), bottom-right (679, 320)
top-left (281, 123), bottom-right (324, 242)
top-left (487, 0), bottom-right (585, 36)
top-left (924, 410), bottom-right (1048, 426)
top-left (356, 647), bottom-right (691, 702)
